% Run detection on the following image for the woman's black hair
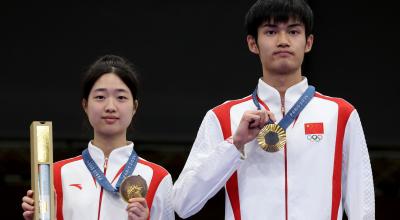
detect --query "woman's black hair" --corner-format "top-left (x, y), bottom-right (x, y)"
top-left (81, 54), bottom-right (139, 102)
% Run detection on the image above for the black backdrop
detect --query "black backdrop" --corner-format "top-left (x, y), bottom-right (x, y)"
top-left (1, 1), bottom-right (399, 145)
top-left (1, 1), bottom-right (399, 219)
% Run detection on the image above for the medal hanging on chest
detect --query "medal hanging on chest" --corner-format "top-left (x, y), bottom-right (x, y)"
top-left (82, 147), bottom-right (143, 200)
top-left (119, 175), bottom-right (148, 202)
top-left (252, 85), bottom-right (315, 152)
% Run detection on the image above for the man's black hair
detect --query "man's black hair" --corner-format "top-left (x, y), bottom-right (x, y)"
top-left (245, 0), bottom-right (314, 40)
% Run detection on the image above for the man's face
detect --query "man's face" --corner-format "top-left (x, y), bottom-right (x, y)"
top-left (247, 18), bottom-right (313, 75)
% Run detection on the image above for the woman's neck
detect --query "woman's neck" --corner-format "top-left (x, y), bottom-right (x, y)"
top-left (92, 133), bottom-right (128, 158)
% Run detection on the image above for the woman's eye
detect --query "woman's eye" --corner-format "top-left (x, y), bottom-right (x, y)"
top-left (118, 96), bottom-right (127, 100)
top-left (94, 95), bottom-right (105, 100)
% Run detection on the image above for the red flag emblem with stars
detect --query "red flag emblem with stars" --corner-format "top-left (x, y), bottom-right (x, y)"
top-left (304, 122), bottom-right (324, 134)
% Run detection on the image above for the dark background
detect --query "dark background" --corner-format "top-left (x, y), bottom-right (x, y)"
top-left (1, 1), bottom-right (399, 219)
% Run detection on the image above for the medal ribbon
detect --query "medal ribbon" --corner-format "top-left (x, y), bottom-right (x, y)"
top-left (82, 147), bottom-right (138, 193)
top-left (252, 85), bottom-right (315, 129)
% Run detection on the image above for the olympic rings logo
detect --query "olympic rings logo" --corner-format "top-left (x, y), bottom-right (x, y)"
top-left (307, 134), bottom-right (323, 142)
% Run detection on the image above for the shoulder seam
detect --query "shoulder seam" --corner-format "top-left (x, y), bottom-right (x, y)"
top-left (314, 92), bottom-right (355, 111)
top-left (54, 155), bottom-right (83, 168)
top-left (212, 95), bottom-right (252, 112)
top-left (138, 158), bottom-right (169, 177)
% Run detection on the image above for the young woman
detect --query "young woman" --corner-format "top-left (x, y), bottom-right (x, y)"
top-left (22, 55), bottom-right (174, 220)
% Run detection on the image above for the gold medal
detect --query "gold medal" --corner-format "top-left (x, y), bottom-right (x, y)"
top-left (256, 124), bottom-right (286, 152)
top-left (119, 175), bottom-right (148, 202)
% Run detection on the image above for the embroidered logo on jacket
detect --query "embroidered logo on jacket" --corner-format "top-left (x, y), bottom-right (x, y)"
top-left (69, 183), bottom-right (82, 190)
top-left (304, 122), bottom-right (324, 142)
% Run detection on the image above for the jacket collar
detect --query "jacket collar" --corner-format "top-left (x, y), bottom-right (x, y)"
top-left (87, 141), bottom-right (134, 173)
top-left (256, 77), bottom-right (309, 120)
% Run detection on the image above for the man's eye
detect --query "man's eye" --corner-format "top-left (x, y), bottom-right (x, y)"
top-left (265, 31), bottom-right (276, 35)
top-left (118, 96), bottom-right (127, 100)
top-left (289, 30), bottom-right (300, 35)
top-left (94, 96), bottom-right (105, 100)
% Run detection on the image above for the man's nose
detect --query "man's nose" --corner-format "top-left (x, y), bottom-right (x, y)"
top-left (277, 32), bottom-right (290, 47)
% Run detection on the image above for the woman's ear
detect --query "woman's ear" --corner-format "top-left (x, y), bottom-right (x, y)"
top-left (82, 99), bottom-right (88, 114)
top-left (133, 100), bottom-right (139, 115)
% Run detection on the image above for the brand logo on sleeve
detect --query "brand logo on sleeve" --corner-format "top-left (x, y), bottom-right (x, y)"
top-left (69, 183), bottom-right (82, 190)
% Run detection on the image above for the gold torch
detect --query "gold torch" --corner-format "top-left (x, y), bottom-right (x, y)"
top-left (30, 121), bottom-right (55, 220)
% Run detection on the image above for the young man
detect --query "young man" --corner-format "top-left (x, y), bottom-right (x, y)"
top-left (173, 0), bottom-right (375, 219)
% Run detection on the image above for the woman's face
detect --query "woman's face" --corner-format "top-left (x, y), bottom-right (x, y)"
top-left (83, 73), bottom-right (137, 138)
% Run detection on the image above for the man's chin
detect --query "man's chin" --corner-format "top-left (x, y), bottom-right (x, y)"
top-left (271, 64), bottom-right (297, 75)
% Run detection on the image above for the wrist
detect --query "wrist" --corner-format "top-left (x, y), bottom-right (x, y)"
top-left (231, 137), bottom-right (244, 152)
top-left (226, 136), bottom-right (247, 159)
top-left (226, 136), bottom-right (243, 149)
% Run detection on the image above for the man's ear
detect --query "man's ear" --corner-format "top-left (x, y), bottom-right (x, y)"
top-left (247, 35), bottom-right (260, 54)
top-left (305, 34), bottom-right (314, 53)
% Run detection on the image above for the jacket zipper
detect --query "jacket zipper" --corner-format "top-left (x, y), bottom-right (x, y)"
top-left (97, 157), bottom-right (108, 220)
top-left (281, 96), bottom-right (288, 220)
top-left (281, 96), bottom-right (286, 116)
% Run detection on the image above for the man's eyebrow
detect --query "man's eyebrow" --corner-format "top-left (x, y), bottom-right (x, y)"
top-left (261, 23), bottom-right (303, 28)
top-left (288, 23), bottom-right (303, 28)
top-left (261, 23), bottom-right (278, 28)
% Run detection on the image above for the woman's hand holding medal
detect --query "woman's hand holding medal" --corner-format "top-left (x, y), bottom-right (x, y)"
top-left (121, 175), bottom-right (149, 219)
top-left (126, 197), bottom-right (149, 220)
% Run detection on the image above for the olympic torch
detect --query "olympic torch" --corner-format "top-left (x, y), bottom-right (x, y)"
top-left (30, 121), bottom-right (55, 220)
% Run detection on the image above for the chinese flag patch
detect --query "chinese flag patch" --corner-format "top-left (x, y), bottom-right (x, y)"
top-left (304, 122), bottom-right (324, 134)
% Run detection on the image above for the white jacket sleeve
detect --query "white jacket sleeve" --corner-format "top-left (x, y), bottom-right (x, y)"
top-left (150, 174), bottom-right (175, 220)
top-left (342, 110), bottom-right (375, 219)
top-left (172, 110), bottom-right (243, 218)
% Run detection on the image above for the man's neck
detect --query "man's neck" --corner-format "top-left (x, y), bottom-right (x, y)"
top-left (262, 71), bottom-right (303, 98)
top-left (92, 133), bottom-right (128, 158)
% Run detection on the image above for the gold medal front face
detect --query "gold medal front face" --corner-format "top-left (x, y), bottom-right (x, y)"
top-left (119, 175), bottom-right (148, 202)
top-left (256, 124), bottom-right (286, 152)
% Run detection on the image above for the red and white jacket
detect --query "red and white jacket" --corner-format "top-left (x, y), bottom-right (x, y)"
top-left (53, 142), bottom-right (174, 220)
top-left (173, 78), bottom-right (374, 220)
